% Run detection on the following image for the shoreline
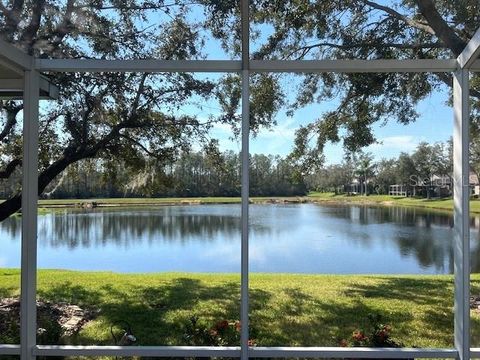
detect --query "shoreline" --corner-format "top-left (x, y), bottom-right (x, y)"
top-left (25, 193), bottom-right (480, 214)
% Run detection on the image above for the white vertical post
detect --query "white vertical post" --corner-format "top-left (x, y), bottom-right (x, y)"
top-left (240, 0), bottom-right (250, 360)
top-left (20, 70), bottom-right (39, 360)
top-left (453, 69), bottom-right (470, 360)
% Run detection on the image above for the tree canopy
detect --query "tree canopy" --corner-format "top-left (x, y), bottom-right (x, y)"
top-left (0, 0), bottom-right (479, 220)
top-left (204, 0), bottom-right (480, 172)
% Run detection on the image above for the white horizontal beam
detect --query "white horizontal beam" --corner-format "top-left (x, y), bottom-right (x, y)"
top-left (470, 348), bottom-right (480, 358)
top-left (32, 345), bottom-right (458, 358)
top-left (458, 27), bottom-right (480, 69)
top-left (36, 59), bottom-right (242, 73)
top-left (0, 344), bottom-right (21, 355)
top-left (251, 59), bottom-right (457, 73)
top-left (250, 347), bottom-right (457, 358)
top-left (34, 345), bottom-right (241, 357)
top-left (0, 37), bottom-right (33, 71)
top-left (34, 58), bottom-right (459, 73)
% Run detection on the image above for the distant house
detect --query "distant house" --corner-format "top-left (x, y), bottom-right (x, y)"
top-left (389, 185), bottom-right (408, 197)
top-left (345, 179), bottom-right (372, 195)
top-left (389, 172), bottom-right (480, 198)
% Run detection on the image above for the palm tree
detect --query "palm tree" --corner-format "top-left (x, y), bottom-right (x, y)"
top-left (354, 152), bottom-right (376, 196)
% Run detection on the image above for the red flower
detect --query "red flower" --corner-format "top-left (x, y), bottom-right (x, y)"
top-left (235, 321), bottom-right (241, 332)
top-left (352, 330), bottom-right (367, 342)
top-left (339, 339), bottom-right (348, 347)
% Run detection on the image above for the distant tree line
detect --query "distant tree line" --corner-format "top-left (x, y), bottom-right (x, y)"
top-left (1, 139), bottom-right (473, 200)
top-left (0, 151), bottom-right (307, 199)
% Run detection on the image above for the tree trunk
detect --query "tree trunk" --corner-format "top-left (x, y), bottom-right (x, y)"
top-left (0, 155), bottom-right (77, 221)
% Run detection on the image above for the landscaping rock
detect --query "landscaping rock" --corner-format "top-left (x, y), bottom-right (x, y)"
top-left (0, 297), bottom-right (97, 341)
top-left (470, 295), bottom-right (480, 311)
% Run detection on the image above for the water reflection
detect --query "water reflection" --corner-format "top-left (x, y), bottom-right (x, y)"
top-left (1, 204), bottom-right (479, 274)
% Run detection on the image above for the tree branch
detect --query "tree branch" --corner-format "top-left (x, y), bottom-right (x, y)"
top-left (0, 104), bottom-right (21, 142)
top-left (363, 0), bottom-right (435, 35)
top-left (288, 40), bottom-right (444, 59)
top-left (0, 0), bottom-right (24, 37)
top-left (414, 0), bottom-right (467, 56)
top-left (0, 158), bottom-right (20, 179)
top-left (20, 0), bottom-right (46, 52)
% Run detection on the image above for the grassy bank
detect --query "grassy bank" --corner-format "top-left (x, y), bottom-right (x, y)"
top-left (309, 192), bottom-right (480, 213)
top-left (22, 193), bottom-right (480, 214)
top-left (2, 269), bottom-right (480, 347)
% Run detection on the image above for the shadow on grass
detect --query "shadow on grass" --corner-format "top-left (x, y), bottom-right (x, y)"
top-left (37, 277), bottom-right (270, 346)
top-left (343, 277), bottom-right (454, 346)
top-left (28, 275), bottom-right (458, 348)
top-left (250, 277), bottom-right (454, 347)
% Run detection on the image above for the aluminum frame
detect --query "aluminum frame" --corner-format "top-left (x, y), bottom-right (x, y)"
top-left (1, 1), bottom-right (480, 359)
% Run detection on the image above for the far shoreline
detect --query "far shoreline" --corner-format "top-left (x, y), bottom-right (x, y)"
top-left (12, 192), bottom-right (480, 214)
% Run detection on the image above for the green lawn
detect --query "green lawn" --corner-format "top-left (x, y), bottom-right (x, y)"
top-left (308, 191), bottom-right (480, 213)
top-left (2, 269), bottom-right (480, 348)
top-left (3, 193), bottom-right (470, 216)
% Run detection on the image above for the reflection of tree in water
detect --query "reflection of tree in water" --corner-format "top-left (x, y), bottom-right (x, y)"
top-left (3, 204), bottom-right (480, 274)
top-left (321, 204), bottom-right (480, 273)
top-left (323, 204), bottom-right (454, 228)
top-left (1, 207), bottom-right (250, 249)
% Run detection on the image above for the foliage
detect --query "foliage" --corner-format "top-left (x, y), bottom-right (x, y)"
top-left (1, 1), bottom-right (479, 219)
top-left (203, 0), bottom-right (480, 175)
top-left (309, 139), bottom-right (454, 197)
top-left (340, 314), bottom-right (404, 348)
top-left (0, 1), bottom-right (281, 221)
top-left (12, 150), bottom-right (307, 199)
top-left (183, 316), bottom-right (251, 346)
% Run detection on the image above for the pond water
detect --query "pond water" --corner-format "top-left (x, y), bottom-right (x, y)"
top-left (1, 203), bottom-right (480, 274)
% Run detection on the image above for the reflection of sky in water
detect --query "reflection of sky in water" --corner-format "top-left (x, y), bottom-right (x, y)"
top-left (1, 204), bottom-right (478, 274)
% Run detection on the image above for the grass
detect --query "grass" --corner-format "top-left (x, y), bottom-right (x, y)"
top-left (2, 269), bottom-right (480, 348)
top-left (1, 190), bottom-right (478, 215)
top-left (11, 193), bottom-right (478, 215)
top-left (308, 191), bottom-right (480, 213)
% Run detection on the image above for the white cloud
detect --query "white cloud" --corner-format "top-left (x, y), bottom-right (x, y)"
top-left (250, 117), bottom-right (298, 155)
top-left (368, 135), bottom-right (422, 153)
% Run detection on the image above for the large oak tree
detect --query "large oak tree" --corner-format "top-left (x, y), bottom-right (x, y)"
top-left (203, 0), bottom-right (480, 174)
top-left (1, 0), bottom-right (479, 221)
top-left (0, 0), bottom-right (281, 221)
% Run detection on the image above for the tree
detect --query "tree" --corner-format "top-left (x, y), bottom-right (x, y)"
top-left (375, 158), bottom-right (397, 195)
top-left (411, 142), bottom-right (439, 198)
top-left (0, 1), bottom-right (281, 221)
top-left (353, 151), bottom-right (375, 195)
top-left (307, 162), bottom-right (354, 194)
top-left (204, 0), bottom-right (480, 172)
top-left (396, 152), bottom-right (417, 195)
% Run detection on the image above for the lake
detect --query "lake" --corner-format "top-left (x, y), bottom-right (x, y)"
top-left (1, 203), bottom-right (480, 274)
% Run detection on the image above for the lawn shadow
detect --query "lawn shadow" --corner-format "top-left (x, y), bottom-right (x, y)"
top-left (343, 276), bottom-right (453, 307)
top-left (251, 286), bottom-right (415, 346)
top-left (38, 277), bottom-right (271, 346)
top-left (251, 277), bottom-right (453, 347)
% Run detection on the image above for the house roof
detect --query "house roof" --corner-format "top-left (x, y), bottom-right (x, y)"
top-left (0, 38), bottom-right (58, 100)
